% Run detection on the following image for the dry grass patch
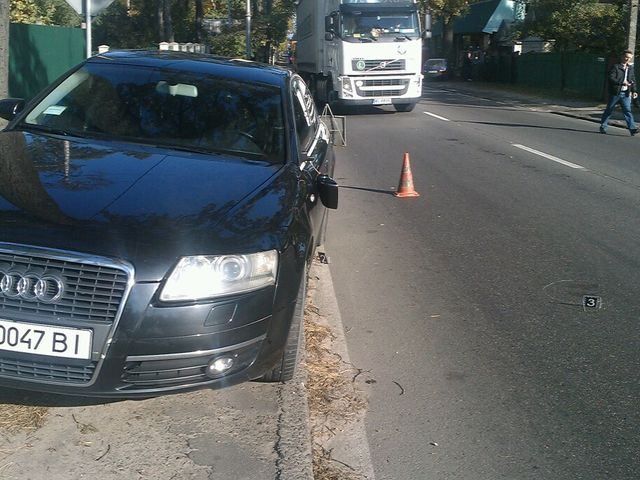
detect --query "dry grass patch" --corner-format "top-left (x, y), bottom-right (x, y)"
top-left (0, 404), bottom-right (48, 434)
top-left (304, 279), bottom-right (367, 480)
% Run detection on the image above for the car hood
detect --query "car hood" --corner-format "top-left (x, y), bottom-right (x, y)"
top-left (0, 131), bottom-right (299, 280)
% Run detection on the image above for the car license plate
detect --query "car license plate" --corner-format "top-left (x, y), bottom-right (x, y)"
top-left (0, 318), bottom-right (92, 360)
top-left (372, 98), bottom-right (392, 105)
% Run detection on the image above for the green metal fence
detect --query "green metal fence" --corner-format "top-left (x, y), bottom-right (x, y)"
top-left (516, 52), bottom-right (563, 90)
top-left (9, 23), bottom-right (85, 101)
top-left (562, 53), bottom-right (607, 99)
top-left (514, 52), bottom-right (607, 100)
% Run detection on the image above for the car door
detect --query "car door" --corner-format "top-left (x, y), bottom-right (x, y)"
top-left (290, 75), bottom-right (334, 246)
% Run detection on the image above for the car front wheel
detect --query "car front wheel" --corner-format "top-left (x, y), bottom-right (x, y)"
top-left (258, 276), bottom-right (306, 383)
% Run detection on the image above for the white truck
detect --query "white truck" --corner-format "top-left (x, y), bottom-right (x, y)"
top-left (295, 0), bottom-right (423, 112)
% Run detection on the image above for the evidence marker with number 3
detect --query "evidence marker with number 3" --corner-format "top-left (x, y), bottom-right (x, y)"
top-left (583, 295), bottom-right (603, 311)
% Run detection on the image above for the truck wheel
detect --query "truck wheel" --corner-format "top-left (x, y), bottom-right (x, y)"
top-left (394, 103), bottom-right (416, 112)
top-left (257, 276), bottom-right (306, 383)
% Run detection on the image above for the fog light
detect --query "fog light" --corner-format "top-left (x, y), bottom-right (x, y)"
top-left (206, 356), bottom-right (234, 377)
top-left (355, 80), bottom-right (363, 87)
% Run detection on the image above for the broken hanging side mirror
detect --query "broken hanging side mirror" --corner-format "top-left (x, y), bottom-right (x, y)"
top-left (317, 175), bottom-right (338, 209)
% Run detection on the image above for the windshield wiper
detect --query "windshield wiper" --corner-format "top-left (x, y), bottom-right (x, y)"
top-left (18, 123), bottom-right (86, 138)
top-left (150, 141), bottom-right (267, 160)
top-left (395, 35), bottom-right (412, 41)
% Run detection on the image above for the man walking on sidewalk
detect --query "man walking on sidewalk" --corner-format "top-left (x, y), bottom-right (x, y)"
top-left (600, 50), bottom-right (638, 136)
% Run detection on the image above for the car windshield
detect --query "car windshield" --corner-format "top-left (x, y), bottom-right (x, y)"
top-left (425, 59), bottom-right (446, 69)
top-left (341, 11), bottom-right (419, 41)
top-left (21, 62), bottom-right (286, 163)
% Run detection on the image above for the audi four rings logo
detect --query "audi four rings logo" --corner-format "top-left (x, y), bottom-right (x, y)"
top-left (0, 270), bottom-right (65, 303)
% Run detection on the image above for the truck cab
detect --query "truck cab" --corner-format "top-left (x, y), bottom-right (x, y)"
top-left (296, 0), bottom-right (423, 112)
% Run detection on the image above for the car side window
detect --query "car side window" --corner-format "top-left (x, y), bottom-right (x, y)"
top-left (292, 77), bottom-right (318, 153)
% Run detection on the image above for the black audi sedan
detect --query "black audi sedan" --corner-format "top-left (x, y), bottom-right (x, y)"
top-left (0, 51), bottom-right (337, 397)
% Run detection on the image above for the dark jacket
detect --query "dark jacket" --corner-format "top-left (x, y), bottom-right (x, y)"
top-left (607, 62), bottom-right (636, 96)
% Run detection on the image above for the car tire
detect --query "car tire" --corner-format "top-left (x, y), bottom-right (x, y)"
top-left (258, 275), bottom-right (306, 383)
top-left (394, 103), bottom-right (416, 112)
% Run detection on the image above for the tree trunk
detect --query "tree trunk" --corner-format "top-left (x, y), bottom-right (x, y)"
top-left (157, 1), bottom-right (165, 41)
top-left (195, 0), bottom-right (204, 43)
top-left (0, 0), bottom-right (9, 101)
top-left (443, 17), bottom-right (455, 77)
top-left (0, 0), bottom-right (8, 130)
top-left (629, 0), bottom-right (638, 56)
top-left (157, 0), bottom-right (174, 42)
top-left (164, 0), bottom-right (174, 43)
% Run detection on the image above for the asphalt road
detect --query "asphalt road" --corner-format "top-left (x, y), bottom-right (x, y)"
top-left (326, 86), bottom-right (640, 479)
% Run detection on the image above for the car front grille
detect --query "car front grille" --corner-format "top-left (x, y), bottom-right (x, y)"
top-left (120, 339), bottom-right (264, 391)
top-left (0, 251), bottom-right (129, 323)
top-left (122, 357), bottom-right (212, 388)
top-left (0, 357), bottom-right (96, 383)
top-left (0, 244), bottom-right (133, 385)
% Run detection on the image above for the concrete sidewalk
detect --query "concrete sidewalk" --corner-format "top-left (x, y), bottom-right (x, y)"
top-left (428, 80), bottom-right (640, 132)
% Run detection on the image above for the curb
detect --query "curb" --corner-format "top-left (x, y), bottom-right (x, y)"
top-left (276, 294), bottom-right (315, 479)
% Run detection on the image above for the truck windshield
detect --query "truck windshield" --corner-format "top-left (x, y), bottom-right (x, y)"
top-left (340, 11), bottom-right (419, 41)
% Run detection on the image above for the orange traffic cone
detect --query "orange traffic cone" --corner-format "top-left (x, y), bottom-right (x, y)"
top-left (394, 152), bottom-right (420, 198)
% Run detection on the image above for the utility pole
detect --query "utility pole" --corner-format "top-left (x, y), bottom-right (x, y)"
top-left (246, 0), bottom-right (252, 59)
top-left (630, 0), bottom-right (638, 56)
top-left (85, 0), bottom-right (92, 58)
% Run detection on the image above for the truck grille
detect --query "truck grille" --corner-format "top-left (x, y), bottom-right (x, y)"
top-left (362, 78), bottom-right (407, 87)
top-left (356, 79), bottom-right (409, 97)
top-left (353, 59), bottom-right (406, 72)
top-left (0, 251), bottom-right (129, 323)
top-left (0, 357), bottom-right (96, 383)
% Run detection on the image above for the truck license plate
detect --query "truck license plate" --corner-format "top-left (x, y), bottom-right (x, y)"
top-left (372, 98), bottom-right (392, 105)
top-left (0, 318), bottom-right (92, 360)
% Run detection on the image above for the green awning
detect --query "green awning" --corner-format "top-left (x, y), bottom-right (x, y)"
top-left (432, 0), bottom-right (516, 36)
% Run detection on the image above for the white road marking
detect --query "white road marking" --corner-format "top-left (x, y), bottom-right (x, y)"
top-left (512, 144), bottom-right (586, 170)
top-left (423, 111), bottom-right (450, 122)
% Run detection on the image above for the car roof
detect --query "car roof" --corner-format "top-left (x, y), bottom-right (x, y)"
top-left (89, 50), bottom-right (291, 88)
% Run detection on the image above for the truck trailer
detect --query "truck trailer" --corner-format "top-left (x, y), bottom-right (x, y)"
top-left (295, 0), bottom-right (423, 112)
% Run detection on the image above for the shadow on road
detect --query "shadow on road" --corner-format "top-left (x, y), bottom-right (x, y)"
top-left (460, 120), bottom-right (599, 134)
top-left (340, 185), bottom-right (395, 196)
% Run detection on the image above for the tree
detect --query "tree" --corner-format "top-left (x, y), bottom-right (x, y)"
top-left (91, 0), bottom-right (295, 59)
top-left (521, 0), bottom-right (626, 54)
top-left (10, 0), bottom-right (80, 26)
top-left (418, 1), bottom-right (481, 64)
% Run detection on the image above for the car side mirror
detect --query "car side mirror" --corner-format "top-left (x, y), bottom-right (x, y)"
top-left (317, 175), bottom-right (338, 209)
top-left (0, 98), bottom-right (25, 121)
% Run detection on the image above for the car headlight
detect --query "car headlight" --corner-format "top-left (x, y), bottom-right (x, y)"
top-left (159, 250), bottom-right (278, 302)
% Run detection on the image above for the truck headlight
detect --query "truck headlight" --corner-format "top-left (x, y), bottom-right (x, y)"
top-left (160, 250), bottom-right (278, 301)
